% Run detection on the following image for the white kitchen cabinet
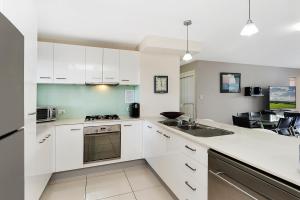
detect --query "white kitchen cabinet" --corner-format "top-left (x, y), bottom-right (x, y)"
top-left (55, 124), bottom-right (84, 172)
top-left (53, 43), bottom-right (85, 84)
top-left (119, 50), bottom-right (140, 85)
top-left (37, 42), bottom-right (53, 83)
top-left (103, 48), bottom-right (119, 83)
top-left (143, 121), bottom-right (208, 200)
top-left (85, 46), bottom-right (103, 84)
top-left (121, 121), bottom-right (143, 161)
top-left (143, 123), bottom-right (166, 175)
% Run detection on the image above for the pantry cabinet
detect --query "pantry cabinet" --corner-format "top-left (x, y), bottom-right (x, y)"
top-left (55, 124), bottom-right (84, 172)
top-left (37, 42), bottom-right (54, 83)
top-left (119, 50), bottom-right (140, 85)
top-left (53, 43), bottom-right (85, 84)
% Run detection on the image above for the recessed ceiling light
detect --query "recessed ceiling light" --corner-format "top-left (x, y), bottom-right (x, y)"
top-left (292, 23), bottom-right (300, 31)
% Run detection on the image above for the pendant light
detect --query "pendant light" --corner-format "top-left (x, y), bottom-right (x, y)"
top-left (240, 0), bottom-right (259, 36)
top-left (183, 20), bottom-right (192, 61)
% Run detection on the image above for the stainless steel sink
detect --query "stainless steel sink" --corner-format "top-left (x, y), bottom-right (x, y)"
top-left (159, 120), bottom-right (234, 137)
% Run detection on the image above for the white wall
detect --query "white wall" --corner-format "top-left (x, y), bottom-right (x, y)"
top-left (140, 53), bottom-right (180, 117)
top-left (1, 1), bottom-right (38, 199)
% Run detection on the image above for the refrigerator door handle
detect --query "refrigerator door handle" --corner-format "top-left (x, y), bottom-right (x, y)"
top-left (28, 112), bottom-right (36, 116)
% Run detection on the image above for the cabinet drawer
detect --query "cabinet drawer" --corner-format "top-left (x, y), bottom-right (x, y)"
top-left (182, 139), bottom-right (208, 166)
top-left (179, 178), bottom-right (207, 200)
top-left (181, 154), bottom-right (208, 187)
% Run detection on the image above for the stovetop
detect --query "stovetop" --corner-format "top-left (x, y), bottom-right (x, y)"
top-left (85, 114), bottom-right (120, 122)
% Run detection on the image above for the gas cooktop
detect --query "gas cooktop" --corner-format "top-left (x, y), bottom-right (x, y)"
top-left (85, 114), bottom-right (120, 122)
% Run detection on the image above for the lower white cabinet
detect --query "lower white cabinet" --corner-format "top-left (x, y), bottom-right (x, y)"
top-left (34, 124), bottom-right (54, 199)
top-left (121, 121), bottom-right (143, 161)
top-left (55, 124), bottom-right (84, 172)
top-left (143, 121), bottom-right (208, 200)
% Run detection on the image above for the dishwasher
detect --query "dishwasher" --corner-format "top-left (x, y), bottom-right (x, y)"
top-left (208, 150), bottom-right (300, 200)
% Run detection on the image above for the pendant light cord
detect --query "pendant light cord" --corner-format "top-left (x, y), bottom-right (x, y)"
top-left (249, 0), bottom-right (251, 20)
top-left (186, 24), bottom-right (189, 52)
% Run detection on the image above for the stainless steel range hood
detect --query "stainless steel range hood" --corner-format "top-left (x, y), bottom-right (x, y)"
top-left (85, 82), bottom-right (119, 86)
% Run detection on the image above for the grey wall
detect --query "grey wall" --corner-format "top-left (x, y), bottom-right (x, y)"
top-left (181, 60), bottom-right (300, 124)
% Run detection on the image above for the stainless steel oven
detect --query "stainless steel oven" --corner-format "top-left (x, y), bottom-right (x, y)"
top-left (84, 124), bottom-right (121, 164)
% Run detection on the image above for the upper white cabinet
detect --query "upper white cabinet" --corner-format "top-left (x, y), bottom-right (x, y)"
top-left (119, 50), bottom-right (140, 85)
top-left (55, 124), bottom-right (84, 172)
top-left (121, 121), bottom-right (143, 161)
top-left (85, 47), bottom-right (103, 84)
top-left (37, 42), bottom-right (140, 85)
top-left (103, 48), bottom-right (119, 83)
top-left (53, 43), bottom-right (85, 84)
top-left (37, 42), bottom-right (54, 83)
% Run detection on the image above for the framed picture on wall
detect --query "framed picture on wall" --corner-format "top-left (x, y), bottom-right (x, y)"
top-left (154, 76), bottom-right (168, 93)
top-left (220, 72), bottom-right (241, 93)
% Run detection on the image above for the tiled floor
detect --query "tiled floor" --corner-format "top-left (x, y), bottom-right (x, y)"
top-left (41, 164), bottom-right (175, 200)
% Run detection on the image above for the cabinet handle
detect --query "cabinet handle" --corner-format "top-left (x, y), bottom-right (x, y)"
top-left (185, 145), bottom-right (196, 152)
top-left (40, 76), bottom-right (51, 79)
top-left (45, 134), bottom-right (51, 138)
top-left (163, 134), bottom-right (170, 139)
top-left (185, 181), bottom-right (197, 191)
top-left (123, 124), bottom-right (132, 127)
top-left (185, 163), bottom-right (196, 172)
top-left (70, 128), bottom-right (81, 131)
top-left (56, 77), bottom-right (67, 80)
top-left (39, 139), bottom-right (46, 144)
top-left (28, 112), bottom-right (36, 116)
top-left (104, 77), bottom-right (114, 80)
top-left (156, 130), bottom-right (162, 134)
top-left (121, 80), bottom-right (130, 82)
top-left (147, 125), bottom-right (152, 129)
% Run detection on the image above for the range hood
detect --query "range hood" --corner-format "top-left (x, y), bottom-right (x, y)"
top-left (85, 82), bottom-right (120, 86)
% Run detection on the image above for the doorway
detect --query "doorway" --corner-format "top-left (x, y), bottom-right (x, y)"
top-left (180, 71), bottom-right (196, 119)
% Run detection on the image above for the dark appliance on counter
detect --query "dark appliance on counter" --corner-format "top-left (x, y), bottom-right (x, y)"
top-left (84, 124), bottom-right (121, 163)
top-left (129, 103), bottom-right (140, 118)
top-left (36, 106), bottom-right (57, 123)
top-left (0, 12), bottom-right (24, 200)
top-left (208, 150), bottom-right (300, 200)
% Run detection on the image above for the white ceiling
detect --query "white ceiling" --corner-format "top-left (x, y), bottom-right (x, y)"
top-left (37, 0), bottom-right (300, 68)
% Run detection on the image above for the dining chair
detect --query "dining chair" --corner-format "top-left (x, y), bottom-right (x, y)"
top-left (273, 117), bottom-right (293, 136)
top-left (232, 116), bottom-right (263, 129)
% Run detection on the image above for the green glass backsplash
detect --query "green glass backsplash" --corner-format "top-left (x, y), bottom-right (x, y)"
top-left (37, 84), bottom-right (139, 119)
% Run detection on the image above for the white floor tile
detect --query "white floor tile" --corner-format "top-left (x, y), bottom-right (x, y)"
top-left (40, 178), bottom-right (86, 200)
top-left (134, 186), bottom-right (174, 200)
top-left (49, 174), bottom-right (86, 185)
top-left (86, 172), bottom-right (132, 200)
top-left (101, 193), bottom-right (136, 200)
top-left (124, 165), bottom-right (161, 191)
top-left (87, 168), bottom-right (123, 179)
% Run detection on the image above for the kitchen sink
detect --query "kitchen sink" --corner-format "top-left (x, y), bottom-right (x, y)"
top-left (159, 120), bottom-right (234, 137)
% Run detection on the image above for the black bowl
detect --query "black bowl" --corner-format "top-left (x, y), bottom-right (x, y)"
top-left (160, 112), bottom-right (184, 119)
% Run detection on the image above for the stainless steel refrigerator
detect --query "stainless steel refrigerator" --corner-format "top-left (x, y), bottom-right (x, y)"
top-left (0, 12), bottom-right (25, 200)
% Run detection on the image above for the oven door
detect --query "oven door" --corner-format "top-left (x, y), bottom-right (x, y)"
top-left (84, 131), bottom-right (121, 164)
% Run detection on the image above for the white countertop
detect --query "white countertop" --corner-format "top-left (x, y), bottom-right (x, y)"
top-left (146, 117), bottom-right (300, 187)
top-left (37, 116), bottom-right (142, 126)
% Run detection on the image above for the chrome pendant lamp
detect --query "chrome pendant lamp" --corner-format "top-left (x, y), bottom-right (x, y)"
top-left (240, 0), bottom-right (259, 36)
top-left (183, 20), bottom-right (193, 61)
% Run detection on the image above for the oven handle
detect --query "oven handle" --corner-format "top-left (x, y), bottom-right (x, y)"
top-left (209, 170), bottom-right (258, 200)
top-left (84, 132), bottom-right (120, 136)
